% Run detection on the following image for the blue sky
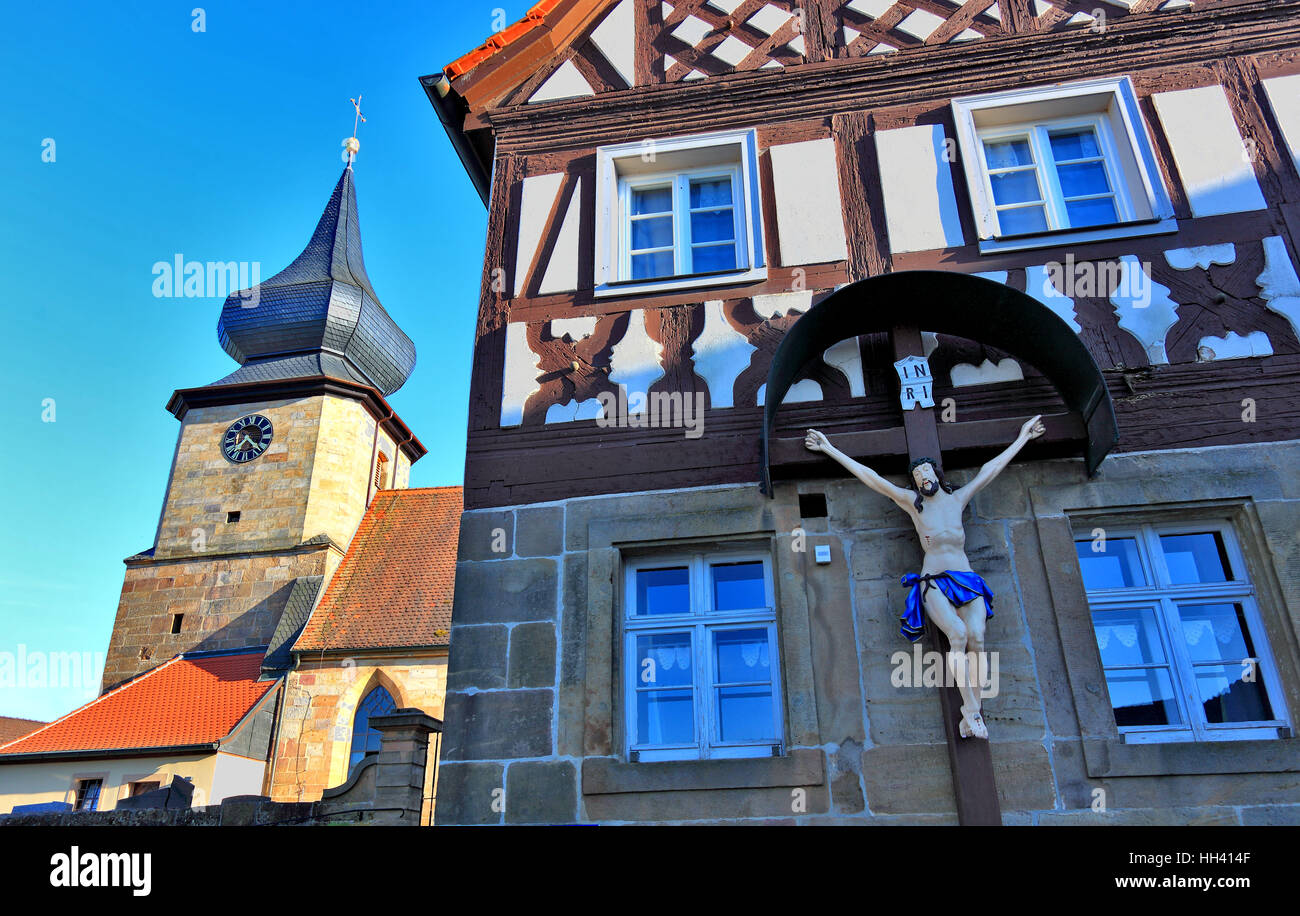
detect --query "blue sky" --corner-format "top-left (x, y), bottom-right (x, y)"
top-left (0, 1), bottom-right (531, 721)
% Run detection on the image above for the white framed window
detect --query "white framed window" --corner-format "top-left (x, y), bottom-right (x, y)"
top-left (596, 129), bottom-right (766, 297)
top-left (952, 76), bottom-right (1176, 254)
top-left (623, 549), bottom-right (783, 761)
top-left (1074, 522), bottom-right (1288, 744)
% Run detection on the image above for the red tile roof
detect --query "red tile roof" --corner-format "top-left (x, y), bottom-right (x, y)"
top-left (0, 717), bottom-right (46, 746)
top-left (445, 0), bottom-right (562, 78)
top-left (293, 487), bottom-right (462, 652)
top-left (0, 651), bottom-right (274, 757)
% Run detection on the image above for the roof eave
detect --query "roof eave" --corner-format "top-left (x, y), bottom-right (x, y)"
top-left (166, 376), bottom-right (428, 464)
top-left (420, 73), bottom-right (492, 207)
top-left (0, 743), bottom-right (221, 765)
top-left (292, 643), bottom-right (451, 657)
top-left (444, 0), bottom-right (609, 110)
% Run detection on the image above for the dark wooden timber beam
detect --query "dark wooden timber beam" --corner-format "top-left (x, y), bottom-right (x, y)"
top-left (891, 323), bottom-right (1003, 827)
top-left (484, 0), bottom-right (1300, 151)
top-left (768, 411), bottom-right (1084, 468)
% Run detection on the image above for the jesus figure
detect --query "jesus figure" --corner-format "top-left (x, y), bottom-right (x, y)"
top-left (804, 415), bottom-right (1046, 739)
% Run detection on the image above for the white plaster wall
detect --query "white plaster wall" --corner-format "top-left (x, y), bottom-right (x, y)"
top-left (501, 322), bottom-right (541, 428)
top-left (1025, 264), bottom-right (1082, 333)
top-left (1110, 255), bottom-right (1181, 365)
top-left (0, 753), bottom-right (215, 813)
top-left (691, 300), bottom-right (756, 409)
top-left (1197, 330), bottom-right (1273, 361)
top-left (590, 0), bottom-right (636, 87)
top-left (528, 59), bottom-right (596, 103)
top-left (514, 173), bottom-right (565, 296)
top-left (608, 311), bottom-right (666, 407)
top-left (1257, 235), bottom-right (1300, 341)
top-left (1262, 75), bottom-right (1300, 181)
top-left (768, 139), bottom-right (849, 266)
top-left (757, 379), bottom-right (822, 405)
top-left (1164, 243), bottom-right (1235, 271)
top-left (1151, 85), bottom-right (1266, 217)
top-left (551, 316), bottom-right (597, 341)
top-left (875, 124), bottom-right (966, 253)
top-left (540, 178), bottom-right (582, 295)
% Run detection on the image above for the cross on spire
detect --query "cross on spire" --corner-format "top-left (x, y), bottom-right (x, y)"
top-left (343, 94), bottom-right (366, 165)
top-left (350, 94), bottom-right (366, 136)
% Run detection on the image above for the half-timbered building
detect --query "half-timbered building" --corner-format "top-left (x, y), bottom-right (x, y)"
top-left (427, 0), bottom-right (1300, 824)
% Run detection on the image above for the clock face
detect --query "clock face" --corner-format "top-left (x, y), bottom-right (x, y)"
top-left (222, 414), bottom-right (274, 463)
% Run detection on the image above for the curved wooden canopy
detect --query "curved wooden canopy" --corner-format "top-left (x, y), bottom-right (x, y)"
top-left (759, 270), bottom-right (1118, 495)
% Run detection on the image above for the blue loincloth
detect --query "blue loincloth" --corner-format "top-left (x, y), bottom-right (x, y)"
top-left (899, 571), bottom-right (994, 642)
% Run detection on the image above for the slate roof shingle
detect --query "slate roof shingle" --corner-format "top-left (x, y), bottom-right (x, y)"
top-left (215, 166), bottom-right (416, 396)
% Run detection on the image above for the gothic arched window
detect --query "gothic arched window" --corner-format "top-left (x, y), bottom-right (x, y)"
top-left (349, 685), bottom-right (397, 775)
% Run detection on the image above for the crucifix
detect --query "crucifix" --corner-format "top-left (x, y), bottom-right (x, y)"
top-left (806, 324), bottom-right (1044, 825)
top-left (343, 94), bottom-right (366, 163)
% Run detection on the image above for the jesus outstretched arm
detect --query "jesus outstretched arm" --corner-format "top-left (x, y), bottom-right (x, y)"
top-left (953, 415), bottom-right (1045, 507)
top-left (803, 429), bottom-right (915, 514)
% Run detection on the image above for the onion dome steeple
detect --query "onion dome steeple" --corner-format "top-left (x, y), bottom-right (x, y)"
top-left (215, 163), bottom-right (416, 396)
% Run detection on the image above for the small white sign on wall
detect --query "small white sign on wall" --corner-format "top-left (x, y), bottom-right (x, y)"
top-left (893, 355), bottom-right (935, 410)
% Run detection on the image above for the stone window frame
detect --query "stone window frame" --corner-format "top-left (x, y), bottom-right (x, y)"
top-left (580, 504), bottom-right (824, 795)
top-left (1072, 519), bottom-right (1288, 743)
top-left (622, 546), bottom-right (784, 762)
top-left (69, 772), bottom-right (110, 811)
top-left (118, 767), bottom-right (170, 803)
top-left (1030, 487), bottom-right (1300, 778)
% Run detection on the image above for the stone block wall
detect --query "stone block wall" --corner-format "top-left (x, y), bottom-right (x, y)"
top-left (155, 396), bottom-right (325, 559)
top-left (436, 440), bottom-right (1300, 824)
top-left (102, 391), bottom-right (404, 690)
top-left (301, 396), bottom-right (389, 550)
top-left (269, 653), bottom-right (448, 824)
top-left (157, 394), bottom-right (389, 560)
top-left (101, 545), bottom-right (339, 691)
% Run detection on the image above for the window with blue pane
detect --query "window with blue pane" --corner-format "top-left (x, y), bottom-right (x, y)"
top-left (74, 778), bottom-right (103, 811)
top-left (624, 551), bottom-right (782, 761)
top-left (979, 117), bottom-right (1126, 237)
top-left (620, 168), bottom-right (744, 280)
top-left (953, 78), bottom-right (1177, 254)
top-left (1073, 523), bottom-right (1286, 743)
top-left (349, 686), bottom-right (397, 774)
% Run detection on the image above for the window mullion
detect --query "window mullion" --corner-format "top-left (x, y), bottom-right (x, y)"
top-left (618, 180), bottom-right (631, 283)
top-left (1159, 595), bottom-right (1203, 737)
top-left (1143, 524), bottom-right (1175, 588)
top-left (675, 174), bottom-right (690, 275)
top-left (730, 167), bottom-right (746, 270)
top-left (696, 623), bottom-right (710, 758)
top-left (1032, 125), bottom-right (1068, 229)
top-left (693, 556), bottom-right (708, 758)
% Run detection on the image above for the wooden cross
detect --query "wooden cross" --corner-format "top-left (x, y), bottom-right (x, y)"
top-left (890, 322), bottom-right (1002, 826)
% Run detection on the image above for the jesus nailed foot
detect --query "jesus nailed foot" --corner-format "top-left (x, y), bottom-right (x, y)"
top-left (959, 707), bottom-right (989, 740)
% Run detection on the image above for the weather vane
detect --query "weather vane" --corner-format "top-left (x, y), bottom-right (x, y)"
top-left (343, 93), bottom-right (366, 165)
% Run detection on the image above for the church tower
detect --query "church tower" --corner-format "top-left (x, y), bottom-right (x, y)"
top-left (101, 162), bottom-right (425, 691)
